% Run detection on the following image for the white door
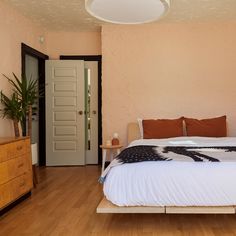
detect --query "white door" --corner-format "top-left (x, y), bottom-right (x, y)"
top-left (85, 61), bottom-right (98, 164)
top-left (46, 60), bottom-right (85, 166)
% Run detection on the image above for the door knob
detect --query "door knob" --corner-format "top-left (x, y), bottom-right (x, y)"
top-left (78, 111), bottom-right (83, 115)
top-left (92, 110), bottom-right (97, 115)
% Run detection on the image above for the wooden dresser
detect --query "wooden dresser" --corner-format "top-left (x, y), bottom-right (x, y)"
top-left (0, 137), bottom-right (33, 210)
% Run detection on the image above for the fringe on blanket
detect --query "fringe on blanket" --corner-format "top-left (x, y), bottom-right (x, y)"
top-left (99, 159), bottom-right (122, 183)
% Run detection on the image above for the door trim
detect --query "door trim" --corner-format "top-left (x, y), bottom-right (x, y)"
top-left (21, 43), bottom-right (49, 166)
top-left (60, 55), bottom-right (102, 165)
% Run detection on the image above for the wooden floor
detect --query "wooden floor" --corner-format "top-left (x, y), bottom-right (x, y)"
top-left (1, 167), bottom-right (236, 236)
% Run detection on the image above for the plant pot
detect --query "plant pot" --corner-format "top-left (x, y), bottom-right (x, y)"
top-left (31, 143), bottom-right (38, 165)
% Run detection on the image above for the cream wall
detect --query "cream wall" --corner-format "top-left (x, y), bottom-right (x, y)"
top-left (46, 31), bottom-right (101, 59)
top-left (0, 1), bottom-right (46, 136)
top-left (102, 23), bottom-right (236, 144)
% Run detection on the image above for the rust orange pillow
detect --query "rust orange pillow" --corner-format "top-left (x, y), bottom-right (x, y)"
top-left (184, 116), bottom-right (227, 137)
top-left (142, 118), bottom-right (184, 139)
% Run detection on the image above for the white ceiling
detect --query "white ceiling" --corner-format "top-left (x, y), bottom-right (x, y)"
top-left (3, 0), bottom-right (236, 31)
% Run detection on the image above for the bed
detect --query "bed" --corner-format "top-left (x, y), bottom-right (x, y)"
top-left (97, 122), bottom-right (236, 214)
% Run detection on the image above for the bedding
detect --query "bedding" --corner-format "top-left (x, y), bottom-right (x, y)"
top-left (103, 137), bottom-right (236, 207)
top-left (142, 118), bottom-right (184, 139)
top-left (184, 116), bottom-right (227, 137)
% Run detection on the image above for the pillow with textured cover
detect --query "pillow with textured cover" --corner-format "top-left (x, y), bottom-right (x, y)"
top-left (142, 118), bottom-right (184, 139)
top-left (184, 116), bottom-right (227, 137)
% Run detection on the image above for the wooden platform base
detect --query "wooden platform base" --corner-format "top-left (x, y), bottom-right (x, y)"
top-left (97, 198), bottom-right (236, 214)
top-left (97, 198), bottom-right (164, 213)
top-left (165, 206), bottom-right (235, 214)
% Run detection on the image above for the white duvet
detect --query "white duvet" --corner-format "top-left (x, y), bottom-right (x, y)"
top-left (103, 137), bottom-right (236, 206)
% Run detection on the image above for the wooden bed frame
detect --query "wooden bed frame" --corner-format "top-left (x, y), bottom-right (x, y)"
top-left (97, 122), bottom-right (236, 214)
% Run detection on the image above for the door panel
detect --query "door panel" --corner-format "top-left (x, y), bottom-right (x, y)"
top-left (54, 97), bottom-right (77, 107)
top-left (54, 68), bottom-right (76, 77)
top-left (54, 141), bottom-right (76, 150)
top-left (54, 82), bottom-right (76, 92)
top-left (54, 126), bottom-right (77, 136)
top-left (54, 112), bottom-right (77, 121)
top-left (46, 60), bottom-right (85, 166)
top-left (85, 61), bottom-right (98, 164)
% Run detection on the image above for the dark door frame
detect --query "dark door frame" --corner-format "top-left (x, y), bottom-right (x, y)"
top-left (21, 43), bottom-right (49, 166)
top-left (60, 55), bottom-right (102, 165)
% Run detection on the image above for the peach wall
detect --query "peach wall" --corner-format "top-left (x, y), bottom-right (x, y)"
top-left (0, 1), bottom-right (101, 137)
top-left (102, 23), bottom-right (236, 144)
top-left (0, 1), bottom-right (46, 136)
top-left (46, 31), bottom-right (101, 59)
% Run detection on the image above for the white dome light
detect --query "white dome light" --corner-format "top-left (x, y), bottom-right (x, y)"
top-left (85, 0), bottom-right (170, 24)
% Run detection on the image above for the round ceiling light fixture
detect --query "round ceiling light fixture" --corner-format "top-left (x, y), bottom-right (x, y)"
top-left (85, 0), bottom-right (170, 25)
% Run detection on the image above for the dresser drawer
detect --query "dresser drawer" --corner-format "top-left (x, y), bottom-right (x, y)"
top-left (0, 140), bottom-right (28, 163)
top-left (24, 139), bottom-right (31, 153)
top-left (0, 146), bottom-right (6, 163)
top-left (0, 154), bottom-right (30, 185)
top-left (0, 172), bottom-right (32, 209)
top-left (0, 137), bottom-right (32, 210)
top-left (0, 139), bottom-right (30, 163)
top-left (0, 163), bottom-right (7, 185)
top-left (0, 182), bottom-right (11, 209)
top-left (11, 172), bottom-right (33, 199)
top-left (6, 140), bottom-right (27, 159)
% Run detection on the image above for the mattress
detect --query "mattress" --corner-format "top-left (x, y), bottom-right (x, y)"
top-left (103, 137), bottom-right (236, 207)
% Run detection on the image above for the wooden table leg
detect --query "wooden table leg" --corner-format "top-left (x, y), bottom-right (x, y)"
top-left (117, 148), bottom-right (121, 155)
top-left (32, 165), bottom-right (38, 188)
top-left (102, 149), bottom-right (107, 173)
top-left (110, 149), bottom-right (114, 162)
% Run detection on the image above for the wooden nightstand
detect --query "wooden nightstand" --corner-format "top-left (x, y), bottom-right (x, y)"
top-left (100, 145), bottom-right (123, 173)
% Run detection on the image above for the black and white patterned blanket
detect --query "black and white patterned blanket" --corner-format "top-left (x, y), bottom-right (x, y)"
top-left (99, 145), bottom-right (236, 183)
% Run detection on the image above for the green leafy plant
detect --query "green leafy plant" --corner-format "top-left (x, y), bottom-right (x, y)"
top-left (0, 92), bottom-right (22, 137)
top-left (2, 73), bottom-right (42, 139)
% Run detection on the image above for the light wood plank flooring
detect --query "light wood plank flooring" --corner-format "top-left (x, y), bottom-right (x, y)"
top-left (1, 166), bottom-right (236, 236)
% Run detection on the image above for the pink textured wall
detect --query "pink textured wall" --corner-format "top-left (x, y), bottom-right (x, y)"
top-left (102, 23), bottom-right (236, 144)
top-left (0, 1), bottom-right (46, 136)
top-left (46, 31), bottom-right (101, 59)
top-left (0, 1), bottom-right (101, 137)
top-left (2, 0), bottom-right (236, 145)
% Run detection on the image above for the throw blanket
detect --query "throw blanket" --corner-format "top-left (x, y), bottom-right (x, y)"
top-left (99, 145), bottom-right (236, 183)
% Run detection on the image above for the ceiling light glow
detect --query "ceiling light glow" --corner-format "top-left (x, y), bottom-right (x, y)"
top-left (85, 0), bottom-right (170, 24)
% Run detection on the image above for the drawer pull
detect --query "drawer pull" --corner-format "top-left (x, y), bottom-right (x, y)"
top-left (19, 181), bottom-right (25, 187)
top-left (18, 163), bottom-right (24, 168)
top-left (17, 146), bottom-right (23, 151)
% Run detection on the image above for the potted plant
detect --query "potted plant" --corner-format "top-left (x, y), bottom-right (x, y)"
top-left (0, 91), bottom-right (22, 137)
top-left (3, 73), bottom-right (41, 139)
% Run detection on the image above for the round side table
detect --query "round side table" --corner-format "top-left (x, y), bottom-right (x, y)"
top-left (100, 145), bottom-right (123, 173)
